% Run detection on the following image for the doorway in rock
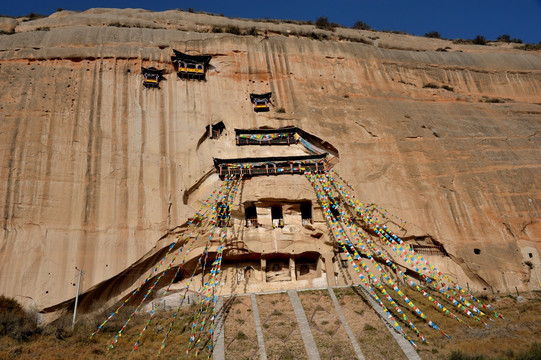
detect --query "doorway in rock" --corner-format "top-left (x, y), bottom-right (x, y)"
top-left (301, 201), bottom-right (312, 225)
top-left (265, 257), bottom-right (291, 282)
top-left (295, 253), bottom-right (320, 281)
top-left (244, 202), bottom-right (258, 227)
top-left (271, 205), bottom-right (284, 228)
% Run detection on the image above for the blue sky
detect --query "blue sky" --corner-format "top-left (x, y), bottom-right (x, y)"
top-left (2, 0), bottom-right (540, 43)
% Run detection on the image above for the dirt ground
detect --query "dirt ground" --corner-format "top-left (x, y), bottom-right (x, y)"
top-left (1, 288), bottom-right (540, 359)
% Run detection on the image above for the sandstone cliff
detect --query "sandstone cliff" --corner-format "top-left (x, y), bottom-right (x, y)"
top-left (0, 9), bottom-right (540, 315)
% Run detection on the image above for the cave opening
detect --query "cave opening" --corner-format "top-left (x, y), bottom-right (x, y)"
top-left (271, 205), bottom-right (284, 228)
top-left (301, 201), bottom-right (312, 225)
top-left (245, 203), bottom-right (258, 227)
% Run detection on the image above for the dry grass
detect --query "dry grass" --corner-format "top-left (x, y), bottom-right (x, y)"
top-left (369, 285), bottom-right (541, 360)
top-left (298, 290), bottom-right (357, 359)
top-left (223, 296), bottom-right (259, 359)
top-left (333, 287), bottom-right (408, 359)
top-left (1, 289), bottom-right (540, 359)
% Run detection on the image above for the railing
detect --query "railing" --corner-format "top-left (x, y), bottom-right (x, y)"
top-left (245, 218), bottom-right (259, 227)
top-left (236, 134), bottom-right (297, 146)
top-left (410, 244), bottom-right (448, 257)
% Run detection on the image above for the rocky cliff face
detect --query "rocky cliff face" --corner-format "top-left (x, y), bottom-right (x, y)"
top-left (0, 9), bottom-right (540, 314)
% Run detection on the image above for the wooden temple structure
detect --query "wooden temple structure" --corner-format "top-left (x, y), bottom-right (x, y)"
top-left (214, 154), bottom-right (327, 179)
top-left (249, 92), bottom-right (272, 112)
top-left (171, 50), bottom-right (212, 80)
top-left (141, 67), bottom-right (164, 88)
top-left (235, 127), bottom-right (298, 146)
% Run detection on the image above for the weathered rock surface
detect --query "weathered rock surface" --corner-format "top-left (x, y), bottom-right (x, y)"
top-left (0, 9), bottom-right (540, 314)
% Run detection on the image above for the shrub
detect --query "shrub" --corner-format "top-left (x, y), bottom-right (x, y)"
top-left (315, 16), bottom-right (337, 31)
top-left (441, 85), bottom-right (454, 92)
top-left (352, 21), bottom-right (370, 30)
top-left (0, 296), bottom-right (39, 341)
top-left (27, 12), bottom-right (46, 20)
top-left (276, 107), bottom-right (286, 113)
top-left (423, 83), bottom-right (440, 89)
top-left (224, 25), bottom-right (241, 35)
top-left (448, 351), bottom-right (485, 360)
top-left (472, 35), bottom-right (487, 45)
top-left (497, 34), bottom-right (511, 42)
top-left (424, 31), bottom-right (441, 38)
top-left (363, 324), bottom-right (376, 331)
top-left (311, 32), bottom-right (328, 40)
top-left (516, 42), bottom-right (541, 51)
top-left (482, 97), bottom-right (505, 103)
top-left (517, 342), bottom-right (541, 360)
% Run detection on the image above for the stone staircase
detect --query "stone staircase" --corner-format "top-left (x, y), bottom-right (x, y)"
top-left (213, 286), bottom-right (421, 360)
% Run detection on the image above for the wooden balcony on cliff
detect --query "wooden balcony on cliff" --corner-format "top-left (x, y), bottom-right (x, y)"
top-left (141, 67), bottom-right (164, 88)
top-left (249, 92), bottom-right (272, 112)
top-left (171, 50), bottom-right (212, 80)
top-left (235, 127), bottom-right (298, 146)
top-left (410, 244), bottom-right (449, 257)
top-left (214, 154), bottom-right (327, 179)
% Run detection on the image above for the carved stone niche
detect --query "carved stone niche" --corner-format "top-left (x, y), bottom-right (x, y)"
top-left (265, 256), bottom-right (292, 282)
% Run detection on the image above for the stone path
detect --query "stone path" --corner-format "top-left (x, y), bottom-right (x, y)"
top-left (218, 286), bottom-right (421, 360)
top-left (288, 289), bottom-right (321, 360)
top-left (251, 293), bottom-right (268, 360)
top-left (328, 288), bottom-right (365, 360)
top-left (213, 296), bottom-right (225, 360)
top-left (356, 285), bottom-right (422, 360)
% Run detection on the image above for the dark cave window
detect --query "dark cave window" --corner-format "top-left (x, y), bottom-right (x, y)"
top-left (299, 264), bottom-right (310, 276)
top-left (245, 203), bottom-right (258, 227)
top-left (301, 202), bottom-right (312, 224)
top-left (272, 206), bottom-right (284, 228)
top-left (529, 253), bottom-right (533, 258)
top-left (173, 272), bottom-right (184, 283)
top-left (474, 248), bottom-right (481, 255)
